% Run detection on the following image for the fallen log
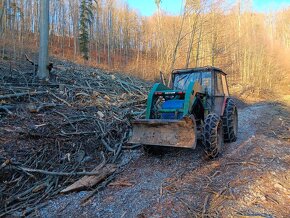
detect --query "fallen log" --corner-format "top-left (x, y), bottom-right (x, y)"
top-left (60, 164), bottom-right (117, 193)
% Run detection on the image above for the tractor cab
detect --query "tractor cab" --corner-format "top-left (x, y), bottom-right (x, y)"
top-left (171, 67), bottom-right (229, 116)
top-left (172, 67), bottom-right (229, 97)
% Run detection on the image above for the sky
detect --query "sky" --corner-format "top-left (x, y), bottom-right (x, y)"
top-left (126, 0), bottom-right (290, 16)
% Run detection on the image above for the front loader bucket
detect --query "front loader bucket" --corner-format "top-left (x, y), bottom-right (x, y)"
top-left (128, 117), bottom-right (197, 149)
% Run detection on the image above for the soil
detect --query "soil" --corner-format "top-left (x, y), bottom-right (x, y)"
top-left (37, 100), bottom-right (290, 218)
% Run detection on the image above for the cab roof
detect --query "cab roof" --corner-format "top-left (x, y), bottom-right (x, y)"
top-left (172, 66), bottom-right (226, 75)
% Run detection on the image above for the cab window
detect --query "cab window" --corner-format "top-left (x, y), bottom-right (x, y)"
top-left (215, 73), bottom-right (224, 95)
top-left (173, 71), bottom-right (212, 93)
top-left (201, 72), bottom-right (212, 95)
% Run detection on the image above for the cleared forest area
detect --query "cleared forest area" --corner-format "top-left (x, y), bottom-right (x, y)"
top-left (1, 52), bottom-right (289, 217)
top-left (0, 0), bottom-right (290, 217)
top-left (0, 54), bottom-right (150, 216)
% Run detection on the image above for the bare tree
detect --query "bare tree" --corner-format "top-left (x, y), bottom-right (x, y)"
top-left (38, 0), bottom-right (49, 80)
top-left (0, 0), bottom-right (7, 34)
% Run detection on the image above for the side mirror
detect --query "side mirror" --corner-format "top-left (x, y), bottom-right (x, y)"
top-left (204, 87), bottom-right (209, 96)
top-left (160, 71), bottom-right (166, 85)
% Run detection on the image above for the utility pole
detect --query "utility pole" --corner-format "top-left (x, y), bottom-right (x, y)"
top-left (38, 0), bottom-right (49, 80)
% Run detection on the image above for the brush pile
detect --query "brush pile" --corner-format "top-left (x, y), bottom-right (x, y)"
top-left (0, 56), bottom-right (150, 216)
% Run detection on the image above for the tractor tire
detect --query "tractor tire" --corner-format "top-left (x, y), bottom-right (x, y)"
top-left (202, 113), bottom-right (224, 158)
top-left (222, 98), bottom-right (238, 142)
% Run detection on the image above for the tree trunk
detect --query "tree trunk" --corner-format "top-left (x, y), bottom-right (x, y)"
top-left (38, 0), bottom-right (50, 80)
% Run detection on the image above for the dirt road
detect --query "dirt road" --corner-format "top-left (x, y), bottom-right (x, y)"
top-left (39, 101), bottom-right (290, 218)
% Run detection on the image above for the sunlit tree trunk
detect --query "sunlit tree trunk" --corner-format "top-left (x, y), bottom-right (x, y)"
top-left (38, 0), bottom-right (50, 80)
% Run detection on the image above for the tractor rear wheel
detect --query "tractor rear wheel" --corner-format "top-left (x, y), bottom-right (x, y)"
top-left (202, 113), bottom-right (224, 158)
top-left (222, 98), bottom-right (238, 142)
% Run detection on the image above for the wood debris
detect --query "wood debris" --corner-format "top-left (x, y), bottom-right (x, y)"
top-left (0, 56), bottom-right (150, 216)
top-left (61, 164), bottom-right (117, 193)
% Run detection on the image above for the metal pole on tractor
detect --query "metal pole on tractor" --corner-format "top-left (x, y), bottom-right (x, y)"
top-left (38, 0), bottom-right (50, 80)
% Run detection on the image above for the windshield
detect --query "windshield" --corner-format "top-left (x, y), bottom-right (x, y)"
top-left (173, 72), bottom-right (212, 93)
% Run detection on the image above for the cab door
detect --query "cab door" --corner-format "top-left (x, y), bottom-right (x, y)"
top-left (214, 72), bottom-right (227, 116)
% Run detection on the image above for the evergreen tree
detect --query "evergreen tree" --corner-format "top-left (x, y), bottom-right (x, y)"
top-left (79, 0), bottom-right (93, 60)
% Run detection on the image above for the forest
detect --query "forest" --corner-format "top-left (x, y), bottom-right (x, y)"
top-left (0, 0), bottom-right (289, 93)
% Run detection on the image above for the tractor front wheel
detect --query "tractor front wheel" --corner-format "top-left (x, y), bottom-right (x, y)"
top-left (202, 113), bottom-right (224, 158)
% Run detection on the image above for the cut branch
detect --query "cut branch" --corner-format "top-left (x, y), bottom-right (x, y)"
top-left (0, 91), bottom-right (48, 100)
top-left (15, 165), bottom-right (115, 177)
